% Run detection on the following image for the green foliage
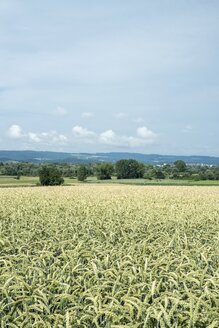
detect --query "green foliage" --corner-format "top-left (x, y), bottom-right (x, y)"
top-left (39, 166), bottom-right (64, 186)
top-left (116, 159), bottom-right (145, 179)
top-left (143, 165), bottom-right (155, 180)
top-left (96, 163), bottom-right (114, 180)
top-left (154, 169), bottom-right (165, 179)
top-left (174, 160), bottom-right (187, 172)
top-left (77, 165), bottom-right (87, 181)
top-left (204, 169), bottom-right (216, 180)
top-left (0, 161), bottom-right (219, 182)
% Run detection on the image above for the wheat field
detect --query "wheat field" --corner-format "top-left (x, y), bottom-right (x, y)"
top-left (0, 185), bottom-right (218, 327)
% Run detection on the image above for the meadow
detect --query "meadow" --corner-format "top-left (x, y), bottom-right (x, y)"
top-left (0, 185), bottom-right (218, 327)
top-left (0, 175), bottom-right (219, 187)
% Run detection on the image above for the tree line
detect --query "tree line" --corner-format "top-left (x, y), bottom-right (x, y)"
top-left (1, 159), bottom-right (219, 185)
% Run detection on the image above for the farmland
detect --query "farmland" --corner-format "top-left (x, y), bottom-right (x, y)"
top-left (0, 185), bottom-right (219, 327)
top-left (0, 175), bottom-right (219, 187)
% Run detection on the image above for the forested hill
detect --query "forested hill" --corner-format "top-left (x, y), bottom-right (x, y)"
top-left (0, 150), bottom-right (219, 165)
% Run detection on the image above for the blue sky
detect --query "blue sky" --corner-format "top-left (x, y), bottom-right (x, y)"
top-left (0, 0), bottom-right (219, 155)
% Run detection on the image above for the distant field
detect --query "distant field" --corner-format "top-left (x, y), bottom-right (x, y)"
top-left (0, 175), bottom-right (219, 187)
top-left (0, 176), bottom-right (39, 186)
top-left (84, 176), bottom-right (219, 186)
top-left (0, 185), bottom-right (218, 326)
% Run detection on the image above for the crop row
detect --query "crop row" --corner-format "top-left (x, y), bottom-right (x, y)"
top-left (0, 185), bottom-right (218, 327)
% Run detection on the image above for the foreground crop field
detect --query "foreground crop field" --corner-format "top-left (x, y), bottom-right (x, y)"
top-left (0, 186), bottom-right (218, 327)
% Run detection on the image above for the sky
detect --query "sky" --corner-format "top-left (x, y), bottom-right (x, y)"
top-left (0, 0), bottom-right (219, 155)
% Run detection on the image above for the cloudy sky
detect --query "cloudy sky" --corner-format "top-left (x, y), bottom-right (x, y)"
top-left (0, 0), bottom-right (219, 155)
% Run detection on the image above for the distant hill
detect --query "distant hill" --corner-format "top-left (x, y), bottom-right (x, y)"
top-left (0, 150), bottom-right (219, 165)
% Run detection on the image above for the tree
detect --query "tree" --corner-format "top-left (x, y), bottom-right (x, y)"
top-left (174, 160), bottom-right (187, 172)
top-left (204, 169), bottom-right (215, 180)
top-left (144, 165), bottom-right (155, 180)
top-left (213, 167), bottom-right (219, 180)
top-left (77, 165), bottom-right (87, 182)
top-left (96, 163), bottom-right (114, 180)
top-left (154, 169), bottom-right (165, 179)
top-left (115, 159), bottom-right (144, 179)
top-left (39, 166), bottom-right (64, 186)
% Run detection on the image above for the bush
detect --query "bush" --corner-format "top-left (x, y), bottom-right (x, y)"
top-left (39, 166), bottom-right (64, 186)
top-left (116, 159), bottom-right (144, 179)
top-left (174, 160), bottom-right (187, 172)
top-left (77, 165), bottom-right (87, 182)
top-left (96, 163), bottom-right (114, 180)
top-left (154, 170), bottom-right (165, 179)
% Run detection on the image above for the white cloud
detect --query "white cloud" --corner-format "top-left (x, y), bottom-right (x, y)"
top-left (127, 136), bottom-right (155, 147)
top-left (81, 112), bottom-right (94, 119)
top-left (54, 106), bottom-right (67, 116)
top-left (6, 123), bottom-right (157, 150)
top-left (72, 125), bottom-right (158, 148)
top-left (28, 132), bottom-right (41, 143)
top-left (137, 126), bottom-right (157, 139)
top-left (7, 125), bottom-right (23, 139)
top-left (55, 134), bottom-right (68, 143)
top-left (134, 117), bottom-right (145, 123)
top-left (7, 125), bottom-right (68, 146)
top-left (72, 126), bottom-right (97, 138)
top-left (27, 131), bottom-right (68, 144)
top-left (99, 130), bottom-right (120, 146)
top-left (114, 112), bottom-right (127, 119)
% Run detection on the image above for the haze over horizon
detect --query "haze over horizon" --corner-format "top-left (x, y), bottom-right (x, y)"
top-left (0, 1), bottom-right (219, 156)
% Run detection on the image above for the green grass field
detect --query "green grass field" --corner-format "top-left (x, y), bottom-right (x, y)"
top-left (83, 176), bottom-right (219, 186)
top-left (0, 176), bottom-right (39, 186)
top-left (0, 175), bottom-right (219, 187)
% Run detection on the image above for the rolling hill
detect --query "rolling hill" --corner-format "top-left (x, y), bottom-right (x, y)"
top-left (0, 150), bottom-right (219, 165)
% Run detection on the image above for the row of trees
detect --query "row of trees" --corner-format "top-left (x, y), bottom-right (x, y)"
top-left (1, 160), bottom-right (219, 185)
top-left (38, 160), bottom-right (143, 185)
